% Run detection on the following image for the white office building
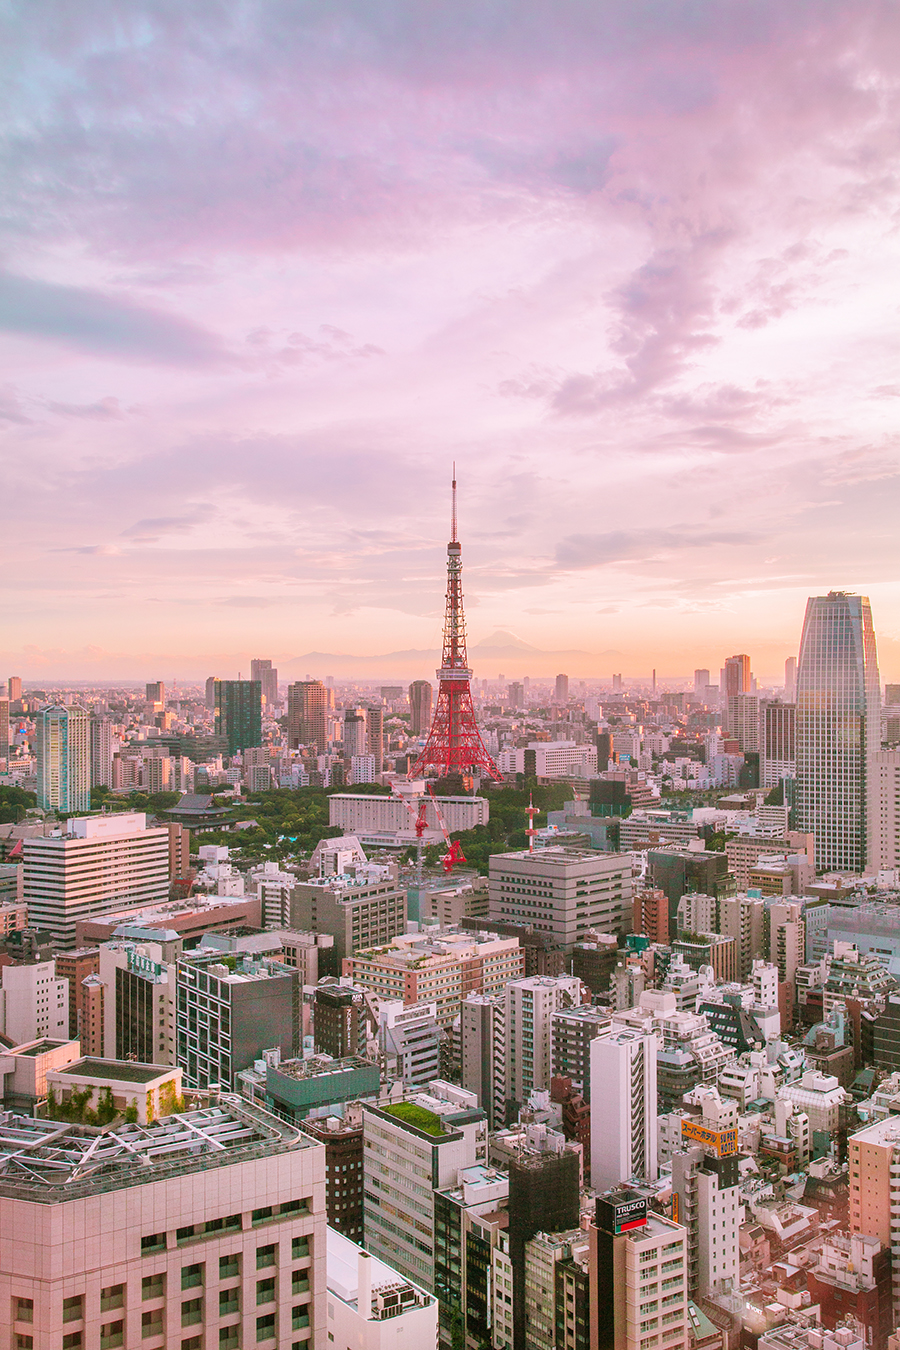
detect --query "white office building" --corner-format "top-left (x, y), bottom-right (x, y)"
top-left (23, 813), bottom-right (170, 949)
top-left (496, 741), bottom-right (598, 779)
top-left (325, 1228), bottom-right (438, 1350)
top-left (329, 790), bottom-right (488, 848)
top-left (499, 975), bottom-right (583, 1119)
top-left (362, 1082), bottom-right (487, 1292)
top-left (590, 1028), bottom-right (658, 1193)
top-left (0, 959), bottom-right (69, 1043)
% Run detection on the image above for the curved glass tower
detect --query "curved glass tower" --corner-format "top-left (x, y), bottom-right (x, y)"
top-left (796, 592), bottom-right (880, 872)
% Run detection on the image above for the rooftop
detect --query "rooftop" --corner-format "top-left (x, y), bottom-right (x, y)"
top-left (0, 1095), bottom-right (316, 1203)
top-left (55, 1057), bottom-right (172, 1084)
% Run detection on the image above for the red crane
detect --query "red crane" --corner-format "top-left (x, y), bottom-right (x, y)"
top-left (427, 784), bottom-right (467, 874)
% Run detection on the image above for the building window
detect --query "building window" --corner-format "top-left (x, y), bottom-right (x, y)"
top-left (220, 1328), bottom-right (239, 1349)
top-left (62, 1336), bottom-right (83, 1350)
top-left (181, 1297), bottom-right (203, 1326)
top-left (141, 1233), bottom-right (166, 1254)
top-left (15, 1338), bottom-right (33, 1350)
top-left (292, 1271), bottom-right (310, 1296)
top-left (220, 1253), bottom-right (241, 1280)
top-left (182, 1340), bottom-right (202, 1350)
top-left (291, 1236), bottom-right (310, 1260)
top-left (256, 1244), bottom-right (277, 1269)
top-left (251, 1206), bottom-right (273, 1224)
top-left (182, 1264), bottom-right (204, 1291)
top-left (142, 1274), bottom-right (165, 1301)
top-left (142, 1309), bottom-right (164, 1338)
top-left (219, 1287), bottom-right (240, 1316)
top-left (256, 1277), bottom-right (276, 1306)
top-left (100, 1285), bottom-right (125, 1313)
top-left (14, 1298), bottom-right (34, 1323)
top-left (256, 1313), bottom-right (276, 1341)
top-left (100, 1321), bottom-right (125, 1349)
top-left (63, 1295), bottom-right (84, 1322)
top-left (292, 1304), bottom-right (311, 1331)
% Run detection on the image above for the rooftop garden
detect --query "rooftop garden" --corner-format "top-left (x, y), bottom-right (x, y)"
top-left (382, 1101), bottom-right (445, 1136)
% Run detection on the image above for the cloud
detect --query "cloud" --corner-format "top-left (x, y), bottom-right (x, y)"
top-left (47, 397), bottom-right (126, 419)
top-left (555, 528), bottom-right (762, 569)
top-left (120, 507), bottom-right (215, 540)
top-left (0, 271), bottom-right (225, 364)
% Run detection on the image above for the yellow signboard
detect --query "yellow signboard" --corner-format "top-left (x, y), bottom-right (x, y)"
top-left (680, 1120), bottom-right (737, 1156)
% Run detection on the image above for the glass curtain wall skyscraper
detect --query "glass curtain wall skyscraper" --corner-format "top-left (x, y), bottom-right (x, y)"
top-left (36, 704), bottom-right (91, 812)
top-left (214, 680), bottom-right (262, 755)
top-left (796, 592), bottom-right (880, 872)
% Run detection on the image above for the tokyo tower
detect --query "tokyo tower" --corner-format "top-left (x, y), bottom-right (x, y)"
top-left (410, 472), bottom-right (503, 782)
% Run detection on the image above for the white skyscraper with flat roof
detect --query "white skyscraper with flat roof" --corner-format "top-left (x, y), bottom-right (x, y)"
top-left (796, 592), bottom-right (881, 872)
top-left (36, 704), bottom-right (90, 813)
top-left (590, 1027), bottom-right (658, 1193)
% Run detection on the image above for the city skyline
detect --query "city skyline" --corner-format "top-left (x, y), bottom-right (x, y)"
top-left (4, 3), bottom-right (900, 678)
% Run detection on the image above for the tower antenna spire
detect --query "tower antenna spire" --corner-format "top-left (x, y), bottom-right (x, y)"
top-left (409, 473), bottom-right (502, 783)
top-left (451, 463), bottom-right (457, 544)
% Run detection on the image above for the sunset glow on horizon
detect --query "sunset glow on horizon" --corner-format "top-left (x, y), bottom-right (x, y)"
top-left (4, 1), bottom-right (900, 682)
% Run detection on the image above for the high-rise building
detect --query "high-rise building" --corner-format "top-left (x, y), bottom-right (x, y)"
top-left (89, 715), bottom-right (114, 788)
top-left (727, 692), bottom-right (759, 751)
top-left (326, 1229), bottom-right (438, 1348)
top-left (488, 847), bottom-right (632, 951)
top-left (176, 948), bottom-right (300, 1089)
top-left (785, 655), bottom-right (798, 700)
top-left (23, 813), bottom-right (170, 949)
top-left (365, 705), bottom-right (383, 774)
top-left (507, 680), bottom-right (524, 709)
top-left (0, 1097), bottom-right (325, 1349)
top-left (35, 704), bottom-right (91, 813)
top-left (796, 592), bottom-right (881, 871)
top-left (205, 673), bottom-right (220, 709)
top-left (589, 1189), bottom-right (688, 1350)
top-left (555, 673), bottom-right (569, 704)
top-left (0, 959), bottom-right (69, 1042)
top-left (8, 675), bottom-right (22, 702)
top-left (250, 657), bottom-right (279, 706)
top-left (590, 1027), bottom-right (658, 1192)
top-left (362, 1083), bottom-right (488, 1292)
top-left (54, 946), bottom-right (100, 1040)
top-left (694, 669), bottom-right (710, 699)
top-left (868, 751), bottom-right (900, 872)
top-left (290, 866), bottom-right (408, 975)
top-left (760, 700), bottom-right (796, 789)
top-left (342, 708), bottom-right (366, 761)
top-left (288, 679), bottom-right (328, 752)
top-left (408, 680), bottom-right (433, 736)
top-left (215, 680), bottom-right (263, 755)
top-left (722, 654), bottom-right (751, 699)
top-left (0, 696), bottom-right (9, 757)
top-left (499, 975), bottom-right (582, 1120)
top-left (849, 1116), bottom-right (900, 1323)
top-left (551, 1004), bottom-right (611, 1101)
top-left (508, 1132), bottom-right (581, 1350)
top-left (145, 680), bottom-right (165, 705)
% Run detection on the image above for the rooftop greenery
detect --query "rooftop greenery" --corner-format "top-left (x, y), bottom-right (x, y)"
top-left (381, 1101), bottom-right (445, 1136)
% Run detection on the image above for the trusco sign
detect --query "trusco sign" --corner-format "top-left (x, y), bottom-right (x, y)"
top-left (596, 1190), bottom-right (648, 1236)
top-left (681, 1120), bottom-right (738, 1156)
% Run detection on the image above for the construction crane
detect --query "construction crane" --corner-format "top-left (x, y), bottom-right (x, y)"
top-left (427, 784), bottom-right (467, 874)
top-left (393, 784), bottom-right (429, 890)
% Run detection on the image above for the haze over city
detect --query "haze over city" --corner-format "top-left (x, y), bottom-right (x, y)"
top-left (3, 1), bottom-right (900, 680)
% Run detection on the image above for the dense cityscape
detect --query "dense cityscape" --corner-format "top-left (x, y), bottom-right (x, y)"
top-left (5, 3), bottom-right (900, 1349)
top-left (2, 473), bottom-right (900, 1350)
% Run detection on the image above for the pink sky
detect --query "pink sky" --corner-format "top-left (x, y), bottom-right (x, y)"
top-left (2, 1), bottom-right (900, 682)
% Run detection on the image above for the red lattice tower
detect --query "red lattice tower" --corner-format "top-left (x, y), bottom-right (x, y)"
top-left (410, 471), bottom-right (503, 782)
